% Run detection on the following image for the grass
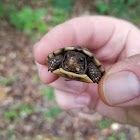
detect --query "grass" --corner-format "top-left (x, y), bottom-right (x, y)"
top-left (107, 132), bottom-right (126, 140)
top-left (6, 130), bottom-right (15, 138)
top-left (0, 77), bottom-right (13, 86)
top-left (42, 86), bottom-right (62, 118)
top-left (99, 119), bottom-right (112, 130)
top-left (9, 7), bottom-right (48, 35)
top-left (0, 76), bottom-right (17, 86)
top-left (4, 104), bottom-right (35, 120)
top-left (96, 0), bottom-right (140, 23)
top-left (42, 86), bottom-right (55, 101)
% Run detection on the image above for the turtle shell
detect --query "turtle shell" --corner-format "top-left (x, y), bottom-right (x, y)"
top-left (46, 46), bottom-right (105, 83)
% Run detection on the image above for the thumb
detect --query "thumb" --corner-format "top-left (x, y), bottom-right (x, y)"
top-left (98, 54), bottom-right (140, 106)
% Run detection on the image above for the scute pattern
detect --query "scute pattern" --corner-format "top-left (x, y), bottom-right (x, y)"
top-left (47, 46), bottom-right (105, 83)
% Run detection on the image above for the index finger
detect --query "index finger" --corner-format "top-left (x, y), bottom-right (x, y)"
top-left (34, 16), bottom-right (117, 64)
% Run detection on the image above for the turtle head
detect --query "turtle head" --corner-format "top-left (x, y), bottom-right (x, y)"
top-left (63, 51), bottom-right (86, 74)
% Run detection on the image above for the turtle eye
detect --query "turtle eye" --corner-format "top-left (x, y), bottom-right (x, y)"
top-left (78, 57), bottom-right (85, 64)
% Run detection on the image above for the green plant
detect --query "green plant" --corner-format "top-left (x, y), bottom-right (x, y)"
top-left (52, 0), bottom-right (74, 12)
top-left (6, 130), bottom-right (15, 138)
top-left (4, 110), bottom-right (20, 119)
top-left (4, 103), bottom-right (35, 120)
top-left (99, 119), bottom-right (112, 130)
top-left (0, 4), bottom-right (6, 18)
top-left (0, 77), bottom-right (12, 85)
top-left (41, 86), bottom-right (61, 121)
top-left (37, 105), bottom-right (62, 126)
top-left (33, 74), bottom-right (40, 84)
top-left (0, 131), bottom-right (3, 137)
top-left (46, 106), bottom-right (62, 118)
top-left (107, 137), bottom-right (116, 140)
top-left (107, 132), bottom-right (126, 140)
top-left (52, 8), bottom-right (67, 26)
top-left (0, 75), bottom-right (17, 86)
top-left (42, 86), bottom-right (55, 101)
top-left (96, 1), bottom-right (110, 14)
top-left (96, 0), bottom-right (140, 23)
top-left (9, 7), bottom-right (47, 34)
top-left (118, 133), bottom-right (126, 140)
top-left (20, 104), bottom-right (34, 115)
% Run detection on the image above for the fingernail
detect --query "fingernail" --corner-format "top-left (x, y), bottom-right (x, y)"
top-left (103, 71), bottom-right (140, 105)
top-left (65, 81), bottom-right (85, 93)
top-left (76, 96), bottom-right (90, 105)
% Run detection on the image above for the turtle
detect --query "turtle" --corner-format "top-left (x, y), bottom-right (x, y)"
top-left (46, 46), bottom-right (105, 83)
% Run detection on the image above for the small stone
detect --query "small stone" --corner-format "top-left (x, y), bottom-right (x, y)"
top-left (111, 123), bottom-right (121, 131)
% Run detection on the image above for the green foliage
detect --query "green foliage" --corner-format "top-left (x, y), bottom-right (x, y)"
top-left (20, 104), bottom-right (34, 115)
top-left (127, 0), bottom-right (137, 6)
top-left (0, 4), bottom-right (6, 18)
top-left (99, 120), bottom-right (112, 130)
top-left (96, 1), bottom-right (110, 14)
top-left (4, 104), bottom-right (34, 120)
top-left (4, 110), bottom-right (20, 119)
top-left (6, 130), bottom-right (15, 138)
top-left (45, 106), bottom-right (62, 118)
top-left (107, 132), bottom-right (126, 140)
top-left (33, 74), bottom-right (40, 84)
top-left (52, 0), bottom-right (74, 12)
top-left (37, 105), bottom-right (62, 125)
top-left (0, 76), bottom-right (17, 86)
top-left (9, 7), bottom-right (47, 34)
top-left (118, 133), bottom-right (126, 140)
top-left (41, 86), bottom-right (62, 121)
top-left (42, 86), bottom-right (55, 101)
top-left (0, 131), bottom-right (2, 137)
top-left (96, 0), bottom-right (140, 23)
top-left (0, 77), bottom-right (13, 86)
top-left (52, 8), bottom-right (67, 26)
top-left (107, 137), bottom-right (116, 140)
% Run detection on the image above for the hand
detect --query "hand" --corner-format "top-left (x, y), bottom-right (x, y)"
top-left (33, 16), bottom-right (140, 126)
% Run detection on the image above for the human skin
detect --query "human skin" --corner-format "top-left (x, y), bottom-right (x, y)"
top-left (33, 16), bottom-right (140, 126)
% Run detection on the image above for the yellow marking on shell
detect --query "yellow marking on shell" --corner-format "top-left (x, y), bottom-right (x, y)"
top-left (99, 66), bottom-right (105, 73)
top-left (64, 47), bottom-right (75, 51)
top-left (48, 53), bottom-right (54, 59)
top-left (93, 58), bottom-right (101, 66)
top-left (53, 68), bottom-right (93, 83)
top-left (54, 49), bottom-right (62, 55)
top-left (46, 57), bottom-right (49, 63)
top-left (83, 49), bottom-right (93, 57)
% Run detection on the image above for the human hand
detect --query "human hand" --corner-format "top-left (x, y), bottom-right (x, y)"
top-left (33, 16), bottom-right (140, 126)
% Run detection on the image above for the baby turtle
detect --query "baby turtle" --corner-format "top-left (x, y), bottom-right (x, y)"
top-left (46, 46), bottom-right (105, 83)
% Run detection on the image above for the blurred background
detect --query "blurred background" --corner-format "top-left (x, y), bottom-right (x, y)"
top-left (0, 0), bottom-right (140, 140)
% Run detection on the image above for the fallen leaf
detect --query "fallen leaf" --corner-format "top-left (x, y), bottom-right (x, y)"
top-left (0, 87), bottom-right (7, 101)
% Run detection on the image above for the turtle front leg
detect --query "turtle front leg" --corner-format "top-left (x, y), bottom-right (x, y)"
top-left (88, 62), bottom-right (102, 83)
top-left (47, 55), bottom-right (63, 72)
